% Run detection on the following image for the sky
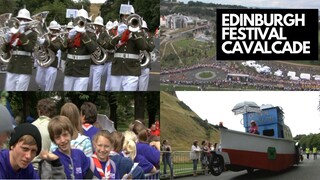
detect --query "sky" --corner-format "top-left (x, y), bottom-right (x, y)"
top-left (179, 0), bottom-right (320, 9)
top-left (176, 91), bottom-right (320, 137)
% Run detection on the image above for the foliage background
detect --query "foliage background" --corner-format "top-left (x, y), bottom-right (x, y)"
top-left (0, 91), bottom-right (160, 131)
top-left (0, 0), bottom-right (159, 32)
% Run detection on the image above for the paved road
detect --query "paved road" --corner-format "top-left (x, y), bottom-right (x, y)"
top-left (178, 156), bottom-right (320, 180)
top-left (160, 67), bottom-right (227, 82)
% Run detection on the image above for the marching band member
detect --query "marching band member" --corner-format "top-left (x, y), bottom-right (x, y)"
top-left (63, 8), bottom-right (97, 91)
top-left (106, 4), bottom-right (149, 91)
top-left (35, 20), bottom-right (67, 91)
top-left (1, 8), bottom-right (37, 91)
top-left (138, 20), bottom-right (155, 91)
top-left (88, 15), bottom-right (105, 91)
top-left (103, 20), bottom-right (116, 91)
top-left (60, 21), bottom-right (74, 72)
top-left (112, 20), bottom-right (119, 34)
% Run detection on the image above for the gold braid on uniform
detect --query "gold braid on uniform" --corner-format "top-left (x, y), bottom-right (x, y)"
top-left (81, 33), bottom-right (92, 44)
top-left (131, 32), bottom-right (143, 40)
top-left (22, 40), bottom-right (30, 45)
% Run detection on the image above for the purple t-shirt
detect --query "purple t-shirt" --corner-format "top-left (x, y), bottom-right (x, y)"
top-left (82, 124), bottom-right (99, 141)
top-left (134, 142), bottom-right (160, 173)
top-left (53, 148), bottom-right (90, 179)
top-left (0, 149), bottom-right (39, 179)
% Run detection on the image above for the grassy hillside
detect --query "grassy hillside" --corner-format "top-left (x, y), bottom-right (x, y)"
top-left (160, 91), bottom-right (220, 151)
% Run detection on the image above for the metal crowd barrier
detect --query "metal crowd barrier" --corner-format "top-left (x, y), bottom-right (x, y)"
top-left (160, 151), bottom-right (204, 179)
top-left (145, 169), bottom-right (160, 179)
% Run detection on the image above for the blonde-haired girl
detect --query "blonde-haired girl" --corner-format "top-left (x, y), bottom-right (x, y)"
top-left (122, 131), bottom-right (138, 161)
top-left (90, 130), bottom-right (117, 179)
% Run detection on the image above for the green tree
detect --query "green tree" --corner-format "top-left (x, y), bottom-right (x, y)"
top-left (134, 92), bottom-right (145, 121)
top-left (0, 0), bottom-right (16, 14)
top-left (100, 0), bottom-right (159, 32)
top-left (146, 92), bottom-right (159, 125)
top-left (134, 0), bottom-right (159, 32)
top-left (14, 0), bottom-right (89, 25)
top-left (6, 92), bottom-right (159, 131)
top-left (100, 0), bottom-right (119, 23)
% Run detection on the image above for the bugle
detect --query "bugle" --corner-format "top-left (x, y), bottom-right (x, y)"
top-left (126, 14), bottom-right (142, 32)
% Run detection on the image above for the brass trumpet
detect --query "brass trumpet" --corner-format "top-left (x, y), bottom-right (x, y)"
top-left (0, 17), bottom-right (39, 64)
top-left (9, 17), bottom-right (40, 34)
top-left (126, 14), bottom-right (142, 32)
top-left (74, 16), bottom-right (86, 29)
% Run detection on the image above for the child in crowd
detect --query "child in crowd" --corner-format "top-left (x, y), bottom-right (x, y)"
top-left (90, 130), bottom-right (117, 179)
top-left (50, 102), bottom-right (93, 157)
top-left (131, 122), bottom-right (160, 173)
top-left (122, 130), bottom-right (138, 161)
top-left (110, 131), bottom-right (145, 179)
top-left (0, 123), bottom-right (42, 179)
top-left (32, 98), bottom-right (57, 171)
top-left (47, 115), bottom-right (93, 179)
top-left (81, 102), bottom-right (100, 141)
top-left (149, 123), bottom-right (160, 136)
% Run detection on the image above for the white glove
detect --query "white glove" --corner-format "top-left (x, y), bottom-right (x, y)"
top-left (11, 38), bottom-right (19, 47)
top-left (68, 28), bottom-right (77, 39)
top-left (51, 36), bottom-right (57, 42)
top-left (117, 24), bottom-right (128, 37)
top-left (19, 25), bottom-right (25, 34)
top-left (37, 37), bottom-right (45, 45)
top-left (74, 25), bottom-right (85, 33)
top-left (5, 33), bottom-right (12, 42)
top-left (10, 27), bottom-right (19, 34)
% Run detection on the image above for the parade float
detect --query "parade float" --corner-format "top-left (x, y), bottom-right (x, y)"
top-left (210, 102), bottom-right (300, 176)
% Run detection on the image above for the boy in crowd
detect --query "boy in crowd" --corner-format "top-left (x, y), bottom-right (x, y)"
top-left (0, 123), bottom-right (42, 179)
top-left (81, 102), bottom-right (100, 141)
top-left (32, 98), bottom-right (57, 171)
top-left (47, 115), bottom-right (93, 179)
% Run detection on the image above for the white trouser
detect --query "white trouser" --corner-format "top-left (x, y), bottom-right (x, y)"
top-left (64, 76), bottom-right (89, 91)
top-left (35, 66), bottom-right (57, 91)
top-left (138, 68), bottom-right (150, 91)
top-left (110, 75), bottom-right (139, 91)
top-left (89, 64), bottom-right (104, 91)
top-left (35, 66), bottom-right (46, 90)
top-left (33, 58), bottom-right (38, 68)
top-left (56, 50), bottom-right (61, 68)
top-left (104, 62), bottom-right (112, 91)
top-left (5, 72), bottom-right (31, 91)
top-left (60, 59), bottom-right (66, 72)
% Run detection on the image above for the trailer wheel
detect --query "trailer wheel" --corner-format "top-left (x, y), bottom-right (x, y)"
top-left (246, 168), bottom-right (254, 174)
top-left (209, 153), bottom-right (224, 176)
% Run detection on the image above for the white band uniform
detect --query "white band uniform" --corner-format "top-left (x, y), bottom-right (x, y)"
top-left (114, 53), bottom-right (139, 59)
top-left (12, 50), bottom-right (31, 56)
top-left (67, 54), bottom-right (91, 60)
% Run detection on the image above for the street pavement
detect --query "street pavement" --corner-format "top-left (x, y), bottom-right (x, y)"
top-left (178, 155), bottom-right (320, 180)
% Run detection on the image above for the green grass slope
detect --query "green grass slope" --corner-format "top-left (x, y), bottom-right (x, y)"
top-left (160, 91), bottom-right (220, 151)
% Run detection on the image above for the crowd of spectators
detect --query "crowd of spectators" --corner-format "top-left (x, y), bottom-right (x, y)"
top-left (161, 60), bottom-right (320, 90)
top-left (0, 99), bottom-right (160, 179)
